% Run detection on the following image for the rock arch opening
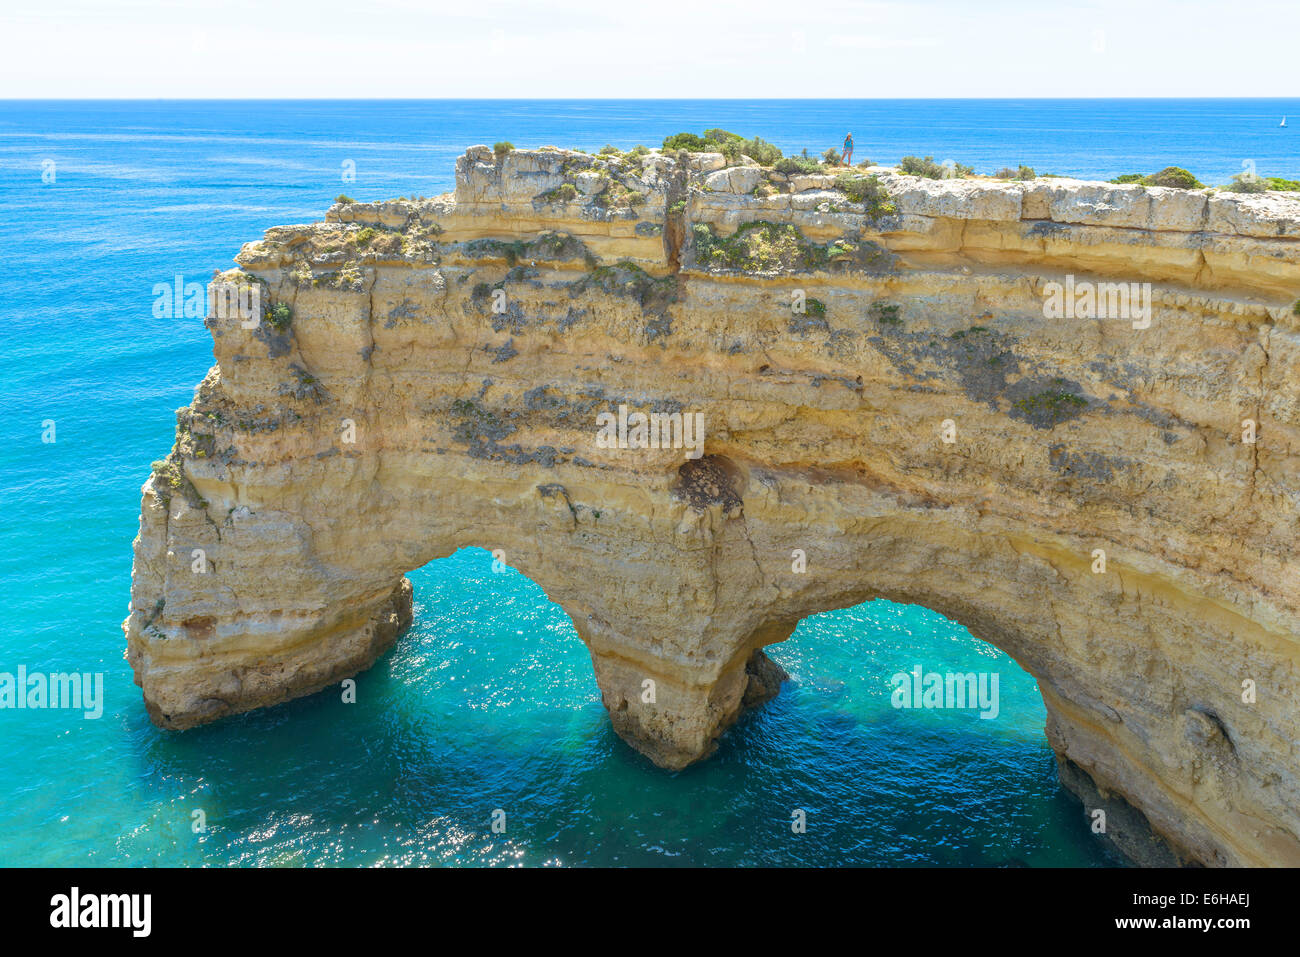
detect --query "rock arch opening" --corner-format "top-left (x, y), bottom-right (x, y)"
top-left (755, 595), bottom-right (1116, 865)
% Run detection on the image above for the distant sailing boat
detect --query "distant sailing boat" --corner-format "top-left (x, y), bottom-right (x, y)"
top-left (1282, 116), bottom-right (1288, 127)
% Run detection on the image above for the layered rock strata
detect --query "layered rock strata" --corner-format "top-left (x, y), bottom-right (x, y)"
top-left (126, 145), bottom-right (1300, 866)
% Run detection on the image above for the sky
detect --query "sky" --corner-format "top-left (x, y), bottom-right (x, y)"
top-left (1, 0), bottom-right (1297, 99)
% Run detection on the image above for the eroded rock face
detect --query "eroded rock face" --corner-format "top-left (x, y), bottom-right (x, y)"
top-left (126, 145), bottom-right (1300, 866)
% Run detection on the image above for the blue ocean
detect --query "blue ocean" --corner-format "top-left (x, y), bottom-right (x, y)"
top-left (1, 99), bottom-right (1294, 868)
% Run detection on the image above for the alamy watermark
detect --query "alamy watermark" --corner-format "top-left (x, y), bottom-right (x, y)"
top-left (153, 275), bottom-right (261, 327)
top-left (50, 887), bottom-right (150, 937)
top-left (891, 664), bottom-right (1000, 719)
top-left (595, 404), bottom-right (705, 459)
top-left (1, 666), bottom-right (103, 719)
top-left (1043, 275), bottom-right (1151, 329)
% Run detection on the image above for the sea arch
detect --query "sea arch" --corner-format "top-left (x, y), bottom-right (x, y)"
top-left (127, 442), bottom-right (1298, 868)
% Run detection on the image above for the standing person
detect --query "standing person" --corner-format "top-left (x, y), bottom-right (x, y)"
top-left (842, 132), bottom-right (854, 166)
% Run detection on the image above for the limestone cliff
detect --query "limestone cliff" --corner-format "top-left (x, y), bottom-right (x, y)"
top-left (126, 144), bottom-right (1300, 867)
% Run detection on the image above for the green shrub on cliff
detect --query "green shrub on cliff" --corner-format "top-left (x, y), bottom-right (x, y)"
top-left (1227, 174), bottom-right (1269, 193)
top-left (898, 155), bottom-right (973, 179)
top-left (1111, 167), bottom-right (1205, 189)
top-left (1227, 173), bottom-right (1300, 193)
top-left (693, 221), bottom-right (817, 272)
top-left (335, 194), bottom-right (355, 204)
top-left (662, 129), bottom-right (782, 166)
top-left (1293, 298), bottom-right (1300, 316)
top-left (692, 221), bottom-right (889, 275)
top-left (773, 154), bottom-right (821, 175)
top-left (267, 302), bottom-right (293, 332)
top-left (1146, 166), bottom-right (1203, 189)
top-left (493, 141), bottom-right (514, 159)
top-left (833, 174), bottom-right (896, 217)
top-left (594, 182), bottom-right (645, 209)
top-left (538, 183), bottom-right (578, 203)
top-left (663, 132), bottom-right (712, 152)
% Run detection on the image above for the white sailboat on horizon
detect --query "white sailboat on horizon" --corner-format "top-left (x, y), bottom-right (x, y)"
top-left (1283, 116), bottom-right (1288, 127)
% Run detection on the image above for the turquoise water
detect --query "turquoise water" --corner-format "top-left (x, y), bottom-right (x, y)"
top-left (6, 99), bottom-right (1293, 867)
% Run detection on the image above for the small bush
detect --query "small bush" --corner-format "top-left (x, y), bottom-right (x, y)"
top-left (267, 302), bottom-right (293, 332)
top-left (353, 227), bottom-right (377, 247)
top-left (716, 134), bottom-right (781, 167)
top-left (593, 182), bottom-right (644, 209)
top-left (822, 148), bottom-right (843, 167)
top-left (663, 132), bottom-right (714, 152)
top-left (1228, 173), bottom-right (1300, 193)
top-left (538, 183), bottom-right (579, 203)
top-left (1145, 166), bottom-right (1203, 189)
top-left (662, 129), bottom-right (784, 167)
top-left (995, 165), bottom-right (1036, 180)
top-left (773, 155), bottom-right (821, 175)
top-left (1228, 174), bottom-right (1270, 193)
top-left (493, 141), bottom-right (514, 158)
top-left (1113, 167), bottom-right (1203, 189)
top-left (1293, 298), bottom-right (1300, 316)
top-left (898, 155), bottom-right (972, 179)
top-left (335, 194), bottom-right (355, 204)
